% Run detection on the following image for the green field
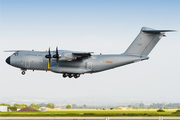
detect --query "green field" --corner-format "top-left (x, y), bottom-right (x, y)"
top-left (0, 109), bottom-right (180, 117)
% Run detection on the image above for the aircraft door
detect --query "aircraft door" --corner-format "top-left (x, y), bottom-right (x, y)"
top-left (87, 62), bottom-right (92, 70)
top-left (25, 60), bottom-right (30, 68)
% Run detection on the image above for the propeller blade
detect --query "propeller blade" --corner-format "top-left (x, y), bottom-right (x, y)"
top-left (56, 46), bottom-right (59, 66)
top-left (45, 47), bottom-right (51, 69)
top-left (48, 59), bottom-right (50, 69)
top-left (49, 47), bottom-right (51, 57)
top-left (56, 59), bottom-right (59, 66)
top-left (45, 47), bottom-right (51, 58)
top-left (49, 47), bottom-right (51, 67)
top-left (56, 46), bottom-right (58, 55)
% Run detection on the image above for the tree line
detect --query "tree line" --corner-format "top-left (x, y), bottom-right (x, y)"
top-left (0, 103), bottom-right (55, 109)
top-left (129, 106), bottom-right (180, 109)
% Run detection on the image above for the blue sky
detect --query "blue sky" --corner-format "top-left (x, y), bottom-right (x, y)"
top-left (0, 0), bottom-right (180, 105)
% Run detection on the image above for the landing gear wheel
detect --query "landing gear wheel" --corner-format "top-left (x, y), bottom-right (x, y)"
top-left (63, 73), bottom-right (68, 78)
top-left (68, 75), bottom-right (72, 78)
top-left (22, 71), bottom-right (25, 75)
top-left (76, 74), bottom-right (80, 78)
top-left (74, 74), bottom-right (80, 78)
top-left (68, 73), bottom-right (74, 78)
top-left (74, 75), bottom-right (78, 78)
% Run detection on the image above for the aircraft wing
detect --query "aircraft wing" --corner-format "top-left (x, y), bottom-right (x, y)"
top-left (71, 52), bottom-right (94, 60)
top-left (72, 52), bottom-right (93, 57)
top-left (57, 52), bottom-right (94, 61)
top-left (4, 50), bottom-right (31, 52)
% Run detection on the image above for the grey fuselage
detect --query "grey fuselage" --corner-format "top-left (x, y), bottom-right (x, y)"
top-left (7, 50), bottom-right (148, 74)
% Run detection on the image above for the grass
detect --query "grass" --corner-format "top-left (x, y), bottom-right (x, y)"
top-left (0, 109), bottom-right (180, 117)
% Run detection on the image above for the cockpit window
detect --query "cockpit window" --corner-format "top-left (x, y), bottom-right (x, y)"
top-left (13, 52), bottom-right (18, 56)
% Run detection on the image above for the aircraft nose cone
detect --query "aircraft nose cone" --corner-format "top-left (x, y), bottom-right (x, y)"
top-left (6, 57), bottom-right (10, 64)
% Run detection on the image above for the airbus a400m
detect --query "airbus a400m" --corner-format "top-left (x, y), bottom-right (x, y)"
top-left (5, 27), bottom-right (175, 78)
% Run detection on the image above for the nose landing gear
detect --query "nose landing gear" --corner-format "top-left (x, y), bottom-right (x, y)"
top-left (21, 69), bottom-right (27, 75)
top-left (22, 71), bottom-right (25, 75)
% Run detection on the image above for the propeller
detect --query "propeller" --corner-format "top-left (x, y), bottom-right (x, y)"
top-left (53, 46), bottom-right (59, 66)
top-left (45, 47), bottom-right (51, 69)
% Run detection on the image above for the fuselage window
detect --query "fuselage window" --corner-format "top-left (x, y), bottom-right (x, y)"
top-left (13, 53), bottom-right (18, 56)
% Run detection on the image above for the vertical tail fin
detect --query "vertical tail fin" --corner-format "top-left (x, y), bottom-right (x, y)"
top-left (124, 27), bottom-right (175, 56)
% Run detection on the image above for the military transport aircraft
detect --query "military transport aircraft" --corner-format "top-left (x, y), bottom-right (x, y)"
top-left (5, 27), bottom-right (175, 78)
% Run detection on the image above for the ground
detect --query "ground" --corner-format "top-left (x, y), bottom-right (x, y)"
top-left (0, 109), bottom-right (180, 117)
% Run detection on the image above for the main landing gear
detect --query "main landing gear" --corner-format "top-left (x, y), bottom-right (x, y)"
top-left (62, 73), bottom-right (80, 78)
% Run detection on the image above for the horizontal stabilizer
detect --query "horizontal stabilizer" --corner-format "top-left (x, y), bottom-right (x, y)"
top-left (142, 29), bottom-right (176, 33)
